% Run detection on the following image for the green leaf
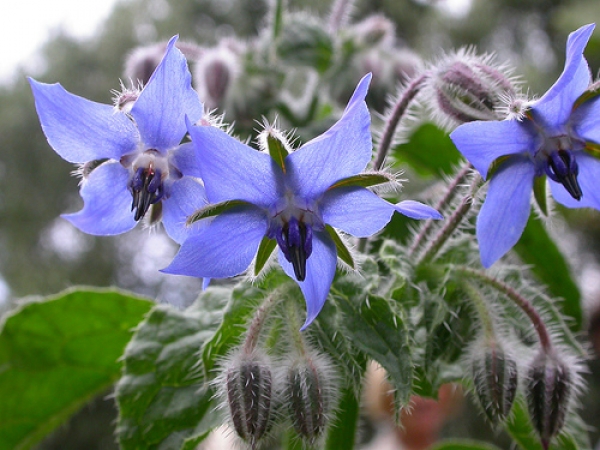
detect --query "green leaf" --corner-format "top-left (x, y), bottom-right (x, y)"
top-left (277, 15), bottom-right (334, 73)
top-left (429, 440), bottom-right (503, 450)
top-left (0, 288), bottom-right (153, 450)
top-left (325, 225), bottom-right (355, 269)
top-left (116, 287), bottom-right (230, 450)
top-left (254, 237), bottom-right (277, 276)
top-left (324, 385), bottom-right (360, 450)
top-left (392, 123), bottom-right (462, 177)
top-left (187, 200), bottom-right (251, 225)
top-left (328, 173), bottom-right (394, 190)
top-left (514, 215), bottom-right (582, 331)
top-left (334, 293), bottom-right (412, 405)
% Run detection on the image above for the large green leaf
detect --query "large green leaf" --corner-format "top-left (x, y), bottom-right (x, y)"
top-left (334, 292), bottom-right (412, 405)
top-left (0, 288), bottom-right (153, 450)
top-left (392, 123), bottom-right (462, 177)
top-left (514, 215), bottom-right (582, 331)
top-left (116, 287), bottom-right (231, 450)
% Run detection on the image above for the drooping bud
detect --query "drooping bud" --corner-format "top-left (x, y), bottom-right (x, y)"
top-left (425, 49), bottom-right (518, 129)
top-left (349, 14), bottom-right (396, 48)
top-left (113, 87), bottom-right (140, 114)
top-left (526, 350), bottom-right (572, 450)
top-left (284, 354), bottom-right (336, 442)
top-left (224, 350), bottom-right (276, 447)
top-left (193, 42), bottom-right (241, 110)
top-left (472, 341), bottom-right (518, 424)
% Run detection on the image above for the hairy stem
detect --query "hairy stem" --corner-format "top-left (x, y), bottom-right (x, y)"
top-left (243, 291), bottom-right (282, 354)
top-left (328, 0), bottom-right (354, 33)
top-left (373, 73), bottom-right (429, 171)
top-left (462, 280), bottom-right (495, 341)
top-left (416, 173), bottom-right (482, 264)
top-left (456, 266), bottom-right (553, 352)
top-left (409, 162), bottom-right (473, 255)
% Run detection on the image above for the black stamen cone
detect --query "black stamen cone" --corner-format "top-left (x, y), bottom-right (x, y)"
top-left (130, 168), bottom-right (163, 221)
top-left (546, 150), bottom-right (582, 201)
top-left (290, 244), bottom-right (307, 282)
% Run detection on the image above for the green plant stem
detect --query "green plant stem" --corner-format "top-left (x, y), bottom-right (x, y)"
top-left (243, 292), bottom-right (280, 354)
top-left (328, 0), bottom-right (353, 33)
top-left (409, 162), bottom-right (473, 255)
top-left (415, 173), bottom-right (482, 264)
top-left (373, 73), bottom-right (429, 171)
top-left (462, 280), bottom-right (495, 341)
top-left (284, 299), bottom-right (308, 357)
top-left (455, 266), bottom-right (553, 353)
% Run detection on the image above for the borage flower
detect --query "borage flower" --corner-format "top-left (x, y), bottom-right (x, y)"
top-left (164, 74), bottom-right (442, 329)
top-left (450, 24), bottom-right (600, 267)
top-left (29, 36), bottom-right (206, 244)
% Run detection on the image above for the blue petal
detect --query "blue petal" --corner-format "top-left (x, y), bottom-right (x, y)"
top-left (476, 156), bottom-right (535, 267)
top-left (169, 142), bottom-right (202, 178)
top-left (187, 121), bottom-right (282, 208)
top-left (450, 119), bottom-right (536, 179)
top-left (550, 152), bottom-right (600, 210)
top-left (162, 177), bottom-right (207, 244)
top-left (29, 79), bottom-right (138, 163)
top-left (63, 162), bottom-right (137, 235)
top-left (572, 95), bottom-right (600, 143)
top-left (278, 231), bottom-right (337, 330)
top-left (320, 186), bottom-right (394, 237)
top-left (162, 206), bottom-right (268, 278)
top-left (131, 36), bottom-right (203, 152)
top-left (533, 24), bottom-right (595, 131)
top-left (394, 200), bottom-right (443, 220)
top-left (285, 74), bottom-right (373, 201)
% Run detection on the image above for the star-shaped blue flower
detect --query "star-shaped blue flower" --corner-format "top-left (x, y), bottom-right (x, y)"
top-left (30, 36), bottom-right (206, 244)
top-left (450, 24), bottom-right (600, 268)
top-left (164, 74), bottom-right (442, 329)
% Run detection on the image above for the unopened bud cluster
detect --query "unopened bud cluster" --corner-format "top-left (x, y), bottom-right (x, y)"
top-left (424, 50), bottom-right (518, 129)
top-left (218, 343), bottom-right (337, 447)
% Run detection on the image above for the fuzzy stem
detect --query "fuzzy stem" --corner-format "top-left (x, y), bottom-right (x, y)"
top-left (373, 73), bottom-right (429, 171)
top-left (285, 299), bottom-right (308, 357)
top-left (243, 291), bottom-right (281, 355)
top-left (462, 280), bottom-right (495, 341)
top-left (456, 266), bottom-right (553, 353)
top-left (415, 173), bottom-right (482, 264)
top-left (271, 0), bottom-right (285, 41)
top-left (328, 0), bottom-right (353, 33)
top-left (409, 162), bottom-right (473, 255)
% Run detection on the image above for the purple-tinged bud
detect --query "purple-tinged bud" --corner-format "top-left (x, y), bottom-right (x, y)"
top-left (349, 14), bottom-right (396, 48)
top-left (284, 354), bottom-right (336, 442)
top-left (425, 50), bottom-right (518, 129)
top-left (472, 342), bottom-right (518, 424)
top-left (225, 351), bottom-right (275, 447)
top-left (113, 87), bottom-right (139, 114)
top-left (194, 42), bottom-right (241, 110)
top-left (526, 351), bottom-right (572, 450)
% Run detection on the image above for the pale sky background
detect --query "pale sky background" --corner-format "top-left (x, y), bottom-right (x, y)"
top-left (0, 0), bottom-right (123, 84)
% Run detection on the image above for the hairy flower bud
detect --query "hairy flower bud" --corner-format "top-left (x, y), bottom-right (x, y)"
top-left (284, 354), bottom-right (336, 442)
top-left (472, 342), bottom-right (518, 423)
top-left (194, 42), bottom-right (241, 110)
top-left (425, 50), bottom-right (517, 129)
top-left (526, 351), bottom-right (572, 450)
top-left (350, 14), bottom-right (396, 48)
top-left (224, 351), bottom-right (276, 446)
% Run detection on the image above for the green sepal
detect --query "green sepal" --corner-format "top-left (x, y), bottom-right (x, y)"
top-left (266, 133), bottom-right (289, 173)
top-left (328, 172), bottom-right (393, 190)
top-left (533, 175), bottom-right (548, 216)
top-left (486, 155), bottom-right (511, 179)
top-left (584, 143), bottom-right (600, 160)
top-left (254, 237), bottom-right (277, 276)
top-left (573, 82), bottom-right (600, 109)
top-left (325, 225), bottom-right (355, 269)
top-left (187, 200), bottom-right (251, 225)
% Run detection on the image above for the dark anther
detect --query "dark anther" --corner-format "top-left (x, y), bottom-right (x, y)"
top-left (275, 218), bottom-right (313, 282)
top-left (129, 167), bottom-right (164, 221)
top-left (545, 150), bottom-right (582, 201)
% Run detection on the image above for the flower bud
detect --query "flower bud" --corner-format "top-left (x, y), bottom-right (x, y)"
top-left (426, 50), bottom-right (517, 129)
top-left (224, 351), bottom-right (276, 446)
top-left (194, 42), bottom-right (241, 110)
top-left (526, 351), bottom-right (572, 450)
top-left (472, 342), bottom-right (518, 423)
top-left (349, 14), bottom-right (396, 48)
top-left (284, 354), bottom-right (336, 442)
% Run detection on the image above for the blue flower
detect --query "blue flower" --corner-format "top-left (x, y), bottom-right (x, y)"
top-left (29, 36), bottom-right (206, 244)
top-left (450, 24), bottom-right (600, 268)
top-left (164, 74), bottom-right (442, 329)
